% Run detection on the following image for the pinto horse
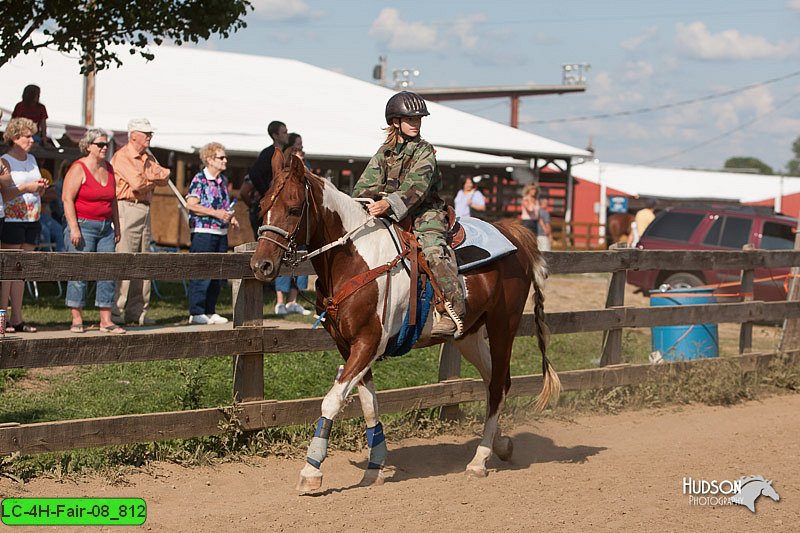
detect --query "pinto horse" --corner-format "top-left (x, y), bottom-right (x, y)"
top-left (250, 152), bottom-right (560, 492)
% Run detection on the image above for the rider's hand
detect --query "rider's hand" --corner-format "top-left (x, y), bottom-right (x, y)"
top-left (367, 199), bottom-right (391, 217)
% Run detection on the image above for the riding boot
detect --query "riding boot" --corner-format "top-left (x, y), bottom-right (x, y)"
top-left (428, 245), bottom-right (465, 338)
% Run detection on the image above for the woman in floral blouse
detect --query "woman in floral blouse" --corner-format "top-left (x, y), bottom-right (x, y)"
top-left (185, 142), bottom-right (239, 325)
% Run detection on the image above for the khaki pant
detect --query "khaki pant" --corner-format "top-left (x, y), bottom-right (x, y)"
top-left (113, 201), bottom-right (152, 322)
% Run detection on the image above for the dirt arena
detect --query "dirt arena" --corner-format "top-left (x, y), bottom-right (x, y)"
top-left (1, 393), bottom-right (797, 532)
top-left (2, 274), bottom-right (796, 531)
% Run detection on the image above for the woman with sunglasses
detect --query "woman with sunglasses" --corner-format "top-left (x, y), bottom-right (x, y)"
top-left (185, 142), bottom-right (238, 325)
top-left (61, 129), bottom-right (124, 334)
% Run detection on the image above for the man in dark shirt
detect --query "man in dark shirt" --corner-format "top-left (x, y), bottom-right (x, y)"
top-left (248, 120), bottom-right (288, 195)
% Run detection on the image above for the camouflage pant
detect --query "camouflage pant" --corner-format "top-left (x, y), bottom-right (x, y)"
top-left (413, 209), bottom-right (465, 317)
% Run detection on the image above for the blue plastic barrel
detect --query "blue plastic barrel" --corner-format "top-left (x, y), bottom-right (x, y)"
top-left (650, 287), bottom-right (718, 361)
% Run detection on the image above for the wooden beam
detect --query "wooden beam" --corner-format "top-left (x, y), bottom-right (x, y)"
top-left (232, 266), bottom-right (265, 402)
top-left (1, 250), bottom-right (799, 281)
top-left (1, 351), bottom-right (789, 455)
top-left (600, 270), bottom-right (626, 366)
top-left (4, 301), bottom-right (800, 370)
top-left (739, 267), bottom-right (755, 354)
top-left (779, 217), bottom-right (800, 353)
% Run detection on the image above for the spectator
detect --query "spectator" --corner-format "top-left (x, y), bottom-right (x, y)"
top-left (240, 120), bottom-right (288, 238)
top-left (630, 198), bottom-right (657, 247)
top-left (520, 184), bottom-right (539, 235)
top-left (247, 120), bottom-right (288, 197)
top-left (0, 117), bottom-right (48, 333)
top-left (274, 135), bottom-right (312, 316)
top-left (38, 166), bottom-right (65, 252)
top-left (111, 118), bottom-right (170, 326)
top-left (12, 85), bottom-right (48, 145)
top-left (454, 176), bottom-right (486, 219)
top-left (537, 197), bottom-right (553, 251)
top-left (62, 129), bottom-right (125, 334)
top-left (185, 142), bottom-right (238, 325)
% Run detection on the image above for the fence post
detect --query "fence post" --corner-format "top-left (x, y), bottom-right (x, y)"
top-left (738, 263), bottom-right (755, 354)
top-left (437, 341), bottom-right (462, 420)
top-left (232, 243), bottom-right (264, 402)
top-left (779, 221), bottom-right (800, 353)
top-left (599, 270), bottom-right (626, 366)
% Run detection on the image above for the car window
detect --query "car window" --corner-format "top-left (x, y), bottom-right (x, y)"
top-left (719, 216), bottom-right (752, 249)
top-left (703, 217), bottom-right (723, 246)
top-left (644, 212), bottom-right (705, 242)
top-left (761, 221), bottom-right (796, 250)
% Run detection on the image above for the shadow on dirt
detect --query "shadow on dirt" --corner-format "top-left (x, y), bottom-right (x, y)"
top-left (307, 432), bottom-right (606, 495)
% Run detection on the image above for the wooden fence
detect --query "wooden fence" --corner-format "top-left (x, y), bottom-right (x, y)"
top-left (0, 248), bottom-right (799, 456)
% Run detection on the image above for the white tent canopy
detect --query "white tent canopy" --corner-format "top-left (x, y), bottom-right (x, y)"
top-left (575, 161), bottom-right (800, 204)
top-left (0, 40), bottom-right (589, 167)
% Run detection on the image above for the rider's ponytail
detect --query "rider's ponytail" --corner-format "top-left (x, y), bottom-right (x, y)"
top-left (382, 124), bottom-right (400, 150)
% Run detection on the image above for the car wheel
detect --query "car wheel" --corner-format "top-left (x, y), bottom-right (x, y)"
top-left (663, 272), bottom-right (704, 290)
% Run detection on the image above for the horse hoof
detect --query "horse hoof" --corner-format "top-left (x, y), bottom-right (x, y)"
top-left (296, 473), bottom-right (323, 493)
top-left (359, 469), bottom-right (385, 487)
top-left (465, 465), bottom-right (488, 479)
top-left (493, 436), bottom-right (514, 462)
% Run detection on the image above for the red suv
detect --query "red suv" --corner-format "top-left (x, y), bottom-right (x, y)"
top-left (626, 206), bottom-right (797, 301)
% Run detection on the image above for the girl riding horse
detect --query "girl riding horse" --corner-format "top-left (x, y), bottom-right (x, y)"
top-left (354, 91), bottom-right (464, 337)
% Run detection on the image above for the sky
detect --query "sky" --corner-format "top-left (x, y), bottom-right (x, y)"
top-left (205, 1), bottom-right (800, 172)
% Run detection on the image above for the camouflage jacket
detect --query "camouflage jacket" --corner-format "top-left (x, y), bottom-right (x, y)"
top-left (353, 137), bottom-right (445, 222)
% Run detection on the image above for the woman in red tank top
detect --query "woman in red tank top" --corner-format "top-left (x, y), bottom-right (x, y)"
top-left (62, 130), bottom-right (125, 334)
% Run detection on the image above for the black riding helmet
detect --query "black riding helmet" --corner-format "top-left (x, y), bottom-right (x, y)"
top-left (385, 91), bottom-right (430, 125)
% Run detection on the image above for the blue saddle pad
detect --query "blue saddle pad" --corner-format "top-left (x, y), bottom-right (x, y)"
top-left (454, 217), bottom-right (517, 272)
top-left (382, 280), bottom-right (434, 358)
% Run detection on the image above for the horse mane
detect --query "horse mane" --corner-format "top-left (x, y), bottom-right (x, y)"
top-left (739, 475), bottom-right (768, 486)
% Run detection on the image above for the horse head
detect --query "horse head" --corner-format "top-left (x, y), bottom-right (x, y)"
top-left (761, 479), bottom-right (780, 502)
top-left (250, 149), bottom-right (309, 282)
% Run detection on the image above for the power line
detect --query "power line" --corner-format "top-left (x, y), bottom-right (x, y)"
top-left (521, 70), bottom-right (800, 125)
top-left (639, 90), bottom-right (800, 165)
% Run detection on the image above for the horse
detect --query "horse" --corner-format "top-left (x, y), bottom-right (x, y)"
top-left (607, 212), bottom-right (634, 247)
top-left (250, 152), bottom-right (560, 492)
top-left (731, 475), bottom-right (780, 513)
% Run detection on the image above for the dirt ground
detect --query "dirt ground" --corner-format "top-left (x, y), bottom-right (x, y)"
top-left (1, 394), bottom-right (797, 532)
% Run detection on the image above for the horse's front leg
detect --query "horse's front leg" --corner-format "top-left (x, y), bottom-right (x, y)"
top-left (297, 343), bottom-right (377, 493)
top-left (357, 369), bottom-right (387, 487)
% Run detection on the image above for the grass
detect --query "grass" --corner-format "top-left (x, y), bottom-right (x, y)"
top-left (0, 279), bottom-right (797, 481)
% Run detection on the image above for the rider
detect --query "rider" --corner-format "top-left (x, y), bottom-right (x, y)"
top-left (353, 91), bottom-right (465, 337)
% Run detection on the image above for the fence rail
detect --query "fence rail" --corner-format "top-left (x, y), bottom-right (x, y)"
top-left (0, 248), bottom-right (798, 455)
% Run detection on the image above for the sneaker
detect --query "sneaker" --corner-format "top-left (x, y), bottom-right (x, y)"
top-left (275, 303), bottom-right (288, 315)
top-left (189, 314), bottom-right (211, 324)
top-left (286, 302), bottom-right (312, 316)
top-left (207, 313), bottom-right (229, 324)
top-left (138, 316), bottom-right (156, 326)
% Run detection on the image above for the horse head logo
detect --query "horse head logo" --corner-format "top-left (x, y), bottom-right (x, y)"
top-left (731, 475), bottom-right (780, 513)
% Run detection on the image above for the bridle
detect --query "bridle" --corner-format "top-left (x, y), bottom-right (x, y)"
top-left (257, 174), bottom-right (373, 269)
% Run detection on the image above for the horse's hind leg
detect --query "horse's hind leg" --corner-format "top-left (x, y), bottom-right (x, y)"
top-left (455, 328), bottom-right (511, 477)
top-left (356, 369), bottom-right (387, 487)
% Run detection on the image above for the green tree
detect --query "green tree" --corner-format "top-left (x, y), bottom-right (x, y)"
top-left (786, 136), bottom-right (800, 176)
top-left (723, 157), bottom-right (774, 175)
top-left (0, 1), bottom-right (252, 74)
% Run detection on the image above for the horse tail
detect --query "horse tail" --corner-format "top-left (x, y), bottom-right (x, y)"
top-left (494, 219), bottom-right (561, 412)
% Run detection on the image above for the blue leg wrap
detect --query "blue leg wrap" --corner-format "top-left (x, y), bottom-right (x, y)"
top-left (366, 422), bottom-right (387, 470)
top-left (307, 417), bottom-right (332, 468)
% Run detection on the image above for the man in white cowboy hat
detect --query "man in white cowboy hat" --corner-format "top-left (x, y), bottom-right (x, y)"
top-left (111, 118), bottom-right (171, 326)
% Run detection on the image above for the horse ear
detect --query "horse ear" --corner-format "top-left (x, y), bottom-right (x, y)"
top-left (288, 150), bottom-right (305, 179)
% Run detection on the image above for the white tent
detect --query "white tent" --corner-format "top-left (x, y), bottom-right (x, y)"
top-left (0, 40), bottom-right (589, 167)
top-left (575, 160), bottom-right (800, 206)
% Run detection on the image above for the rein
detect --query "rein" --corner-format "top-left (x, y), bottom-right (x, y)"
top-left (255, 173), bottom-right (430, 333)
